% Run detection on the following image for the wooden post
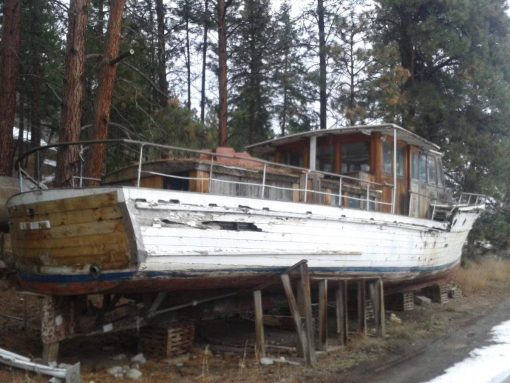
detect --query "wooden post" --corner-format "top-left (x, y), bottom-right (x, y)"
top-left (42, 342), bottom-right (60, 364)
top-left (369, 281), bottom-right (378, 329)
top-left (357, 280), bottom-right (367, 336)
top-left (318, 279), bottom-right (328, 351)
top-left (299, 263), bottom-right (316, 365)
top-left (253, 290), bottom-right (266, 359)
top-left (336, 280), bottom-right (348, 345)
top-left (281, 274), bottom-right (309, 363)
top-left (376, 278), bottom-right (386, 336)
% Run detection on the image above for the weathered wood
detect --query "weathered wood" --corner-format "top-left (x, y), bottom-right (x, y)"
top-left (377, 278), bottom-right (386, 336)
top-left (15, 219), bottom-right (123, 240)
top-left (281, 273), bottom-right (308, 360)
top-left (42, 342), bottom-right (60, 364)
top-left (15, 230), bottom-right (126, 250)
top-left (9, 192), bottom-right (118, 218)
top-left (357, 280), bottom-right (367, 336)
top-left (336, 280), bottom-right (348, 345)
top-left (253, 290), bottom-right (266, 359)
top-left (318, 279), bottom-right (328, 351)
top-left (299, 263), bottom-right (316, 365)
top-left (10, 206), bottom-right (122, 228)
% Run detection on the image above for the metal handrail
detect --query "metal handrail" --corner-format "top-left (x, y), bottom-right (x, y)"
top-left (17, 139), bottom-right (396, 213)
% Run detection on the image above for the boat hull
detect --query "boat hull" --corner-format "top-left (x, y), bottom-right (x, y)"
top-left (6, 187), bottom-right (483, 296)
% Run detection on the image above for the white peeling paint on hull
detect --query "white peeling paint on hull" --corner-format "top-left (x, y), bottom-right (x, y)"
top-left (6, 187), bottom-right (482, 289)
top-left (121, 187), bottom-right (481, 278)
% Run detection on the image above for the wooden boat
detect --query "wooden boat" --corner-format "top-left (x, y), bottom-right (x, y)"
top-left (4, 124), bottom-right (485, 296)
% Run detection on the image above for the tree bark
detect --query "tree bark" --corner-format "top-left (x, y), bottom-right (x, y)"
top-left (0, 0), bottom-right (21, 176)
top-left (85, 0), bottom-right (126, 185)
top-left (200, 0), bottom-right (209, 124)
top-left (317, 0), bottom-right (327, 130)
top-left (155, 0), bottom-right (169, 107)
top-left (185, 0), bottom-right (191, 110)
top-left (56, 0), bottom-right (90, 187)
top-left (30, 0), bottom-right (42, 179)
top-left (217, 0), bottom-right (228, 146)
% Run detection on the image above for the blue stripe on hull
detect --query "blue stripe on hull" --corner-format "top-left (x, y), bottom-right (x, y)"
top-left (20, 261), bottom-right (459, 284)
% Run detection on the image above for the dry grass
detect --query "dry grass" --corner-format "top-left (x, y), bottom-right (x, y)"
top-left (455, 257), bottom-right (510, 295)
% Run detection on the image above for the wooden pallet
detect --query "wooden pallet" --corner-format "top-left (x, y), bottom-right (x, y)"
top-left (422, 284), bottom-right (449, 304)
top-left (385, 291), bottom-right (414, 311)
top-left (140, 322), bottom-right (195, 358)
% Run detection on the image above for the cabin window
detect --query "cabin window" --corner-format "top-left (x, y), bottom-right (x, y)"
top-left (412, 152), bottom-right (427, 182)
top-left (436, 157), bottom-right (444, 186)
top-left (317, 145), bottom-right (334, 172)
top-left (427, 156), bottom-right (437, 185)
top-left (383, 143), bottom-right (404, 177)
top-left (281, 151), bottom-right (304, 167)
top-left (341, 142), bottom-right (370, 173)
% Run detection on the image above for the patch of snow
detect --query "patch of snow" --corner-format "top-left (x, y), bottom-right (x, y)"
top-left (424, 320), bottom-right (510, 383)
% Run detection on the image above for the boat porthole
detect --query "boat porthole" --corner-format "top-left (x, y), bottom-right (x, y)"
top-left (89, 264), bottom-right (101, 278)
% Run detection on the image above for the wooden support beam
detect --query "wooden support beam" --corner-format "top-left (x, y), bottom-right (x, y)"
top-left (357, 280), bottom-right (367, 336)
top-left (42, 342), bottom-right (59, 365)
top-left (281, 274), bottom-right (308, 361)
top-left (369, 281), bottom-right (378, 328)
top-left (299, 263), bottom-right (316, 365)
top-left (376, 278), bottom-right (386, 336)
top-left (253, 290), bottom-right (266, 359)
top-left (336, 280), bottom-right (348, 345)
top-left (318, 280), bottom-right (328, 351)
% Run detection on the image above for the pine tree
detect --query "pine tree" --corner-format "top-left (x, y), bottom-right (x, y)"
top-left (0, 0), bottom-right (21, 176)
top-left (229, 0), bottom-right (274, 148)
top-left (272, 1), bottom-right (314, 135)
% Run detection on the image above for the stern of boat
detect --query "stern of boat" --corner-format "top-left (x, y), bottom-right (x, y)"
top-left (6, 188), bottom-right (138, 295)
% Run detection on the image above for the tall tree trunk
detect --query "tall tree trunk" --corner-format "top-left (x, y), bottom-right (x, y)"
top-left (85, 0), bottom-right (126, 184)
top-left (281, 55), bottom-right (289, 136)
top-left (200, 0), bottom-right (209, 124)
top-left (217, 0), bottom-right (228, 146)
top-left (155, 0), bottom-right (169, 107)
top-left (185, 0), bottom-right (191, 110)
top-left (317, 0), bottom-right (327, 130)
top-left (0, 0), bottom-right (21, 176)
top-left (56, 0), bottom-right (89, 187)
top-left (30, 0), bottom-right (42, 179)
top-left (349, 30), bottom-right (355, 126)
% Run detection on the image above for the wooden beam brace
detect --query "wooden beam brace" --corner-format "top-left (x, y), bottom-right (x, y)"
top-left (377, 278), bottom-right (386, 336)
top-left (357, 280), bottom-right (367, 336)
top-left (336, 280), bottom-right (348, 345)
top-left (318, 279), bottom-right (328, 351)
top-left (299, 263), bottom-right (317, 365)
top-left (253, 290), bottom-right (266, 359)
top-left (281, 274), bottom-right (308, 359)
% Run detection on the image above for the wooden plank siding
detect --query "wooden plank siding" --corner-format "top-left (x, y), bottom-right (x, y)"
top-left (9, 192), bottom-right (134, 271)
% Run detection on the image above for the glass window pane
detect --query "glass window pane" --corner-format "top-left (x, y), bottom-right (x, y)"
top-left (436, 157), bottom-right (444, 186)
top-left (341, 142), bottom-right (370, 173)
top-left (317, 145), bottom-right (334, 172)
top-left (428, 155), bottom-right (437, 185)
top-left (282, 151), bottom-right (304, 167)
top-left (383, 143), bottom-right (404, 177)
top-left (412, 153), bottom-right (419, 180)
top-left (419, 154), bottom-right (427, 181)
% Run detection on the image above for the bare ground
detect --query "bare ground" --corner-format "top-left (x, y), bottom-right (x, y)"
top-left (0, 268), bottom-right (509, 383)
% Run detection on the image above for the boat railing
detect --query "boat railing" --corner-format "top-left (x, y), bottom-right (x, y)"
top-left (17, 139), bottom-right (395, 214)
top-left (457, 192), bottom-right (487, 207)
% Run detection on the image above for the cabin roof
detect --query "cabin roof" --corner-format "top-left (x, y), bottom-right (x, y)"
top-left (246, 123), bottom-right (441, 154)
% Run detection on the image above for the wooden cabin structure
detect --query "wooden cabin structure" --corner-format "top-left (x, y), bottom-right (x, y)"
top-left (246, 124), bottom-right (450, 218)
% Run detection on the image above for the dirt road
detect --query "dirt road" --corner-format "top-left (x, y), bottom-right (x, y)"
top-left (339, 294), bottom-right (510, 383)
